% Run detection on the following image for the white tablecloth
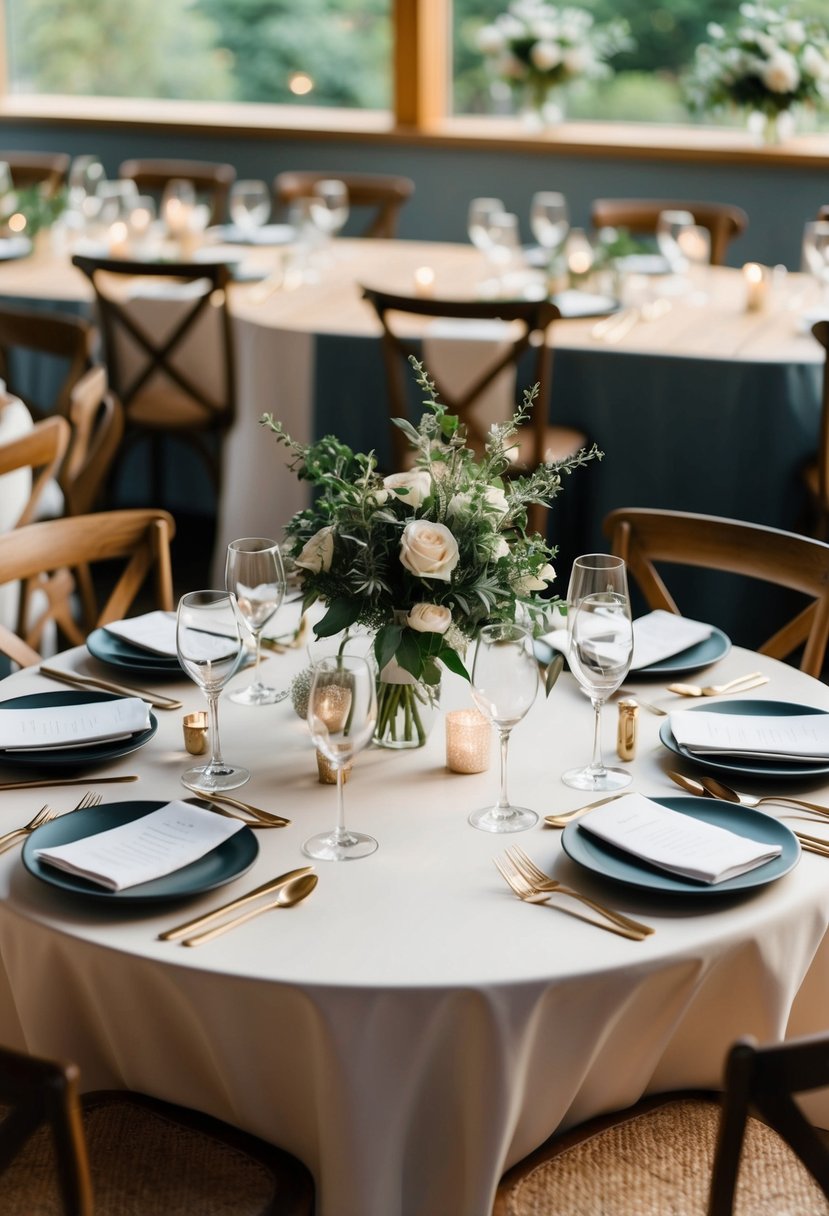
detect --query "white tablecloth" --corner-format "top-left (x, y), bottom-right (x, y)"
top-left (0, 643), bottom-right (828, 1215)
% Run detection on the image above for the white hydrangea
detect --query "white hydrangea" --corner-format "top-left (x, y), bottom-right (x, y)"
top-left (762, 49), bottom-right (800, 93)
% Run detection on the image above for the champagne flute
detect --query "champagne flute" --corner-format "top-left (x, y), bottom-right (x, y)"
top-left (225, 537), bottom-right (287, 706)
top-left (303, 655), bottom-right (378, 861)
top-left (469, 622), bottom-right (538, 833)
top-left (176, 590), bottom-right (249, 792)
top-left (530, 191), bottom-right (569, 255)
top-left (309, 179), bottom-right (349, 238)
top-left (229, 179), bottom-right (271, 236)
top-left (562, 555), bottom-right (633, 791)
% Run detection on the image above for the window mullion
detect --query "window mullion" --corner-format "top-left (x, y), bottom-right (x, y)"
top-left (394, 0), bottom-right (449, 129)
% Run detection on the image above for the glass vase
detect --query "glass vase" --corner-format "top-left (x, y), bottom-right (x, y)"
top-left (520, 84), bottom-right (565, 131)
top-left (374, 658), bottom-right (441, 750)
top-left (747, 108), bottom-right (794, 146)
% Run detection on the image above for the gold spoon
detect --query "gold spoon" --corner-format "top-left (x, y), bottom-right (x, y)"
top-left (667, 770), bottom-right (829, 817)
top-left (182, 873), bottom-right (318, 946)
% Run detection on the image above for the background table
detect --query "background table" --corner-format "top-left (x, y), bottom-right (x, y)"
top-left (0, 641), bottom-right (828, 1216)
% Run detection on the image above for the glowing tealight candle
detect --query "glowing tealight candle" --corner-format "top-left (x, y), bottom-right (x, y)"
top-left (743, 262), bottom-right (769, 312)
top-left (565, 228), bottom-right (594, 280)
top-left (163, 196), bottom-right (191, 238)
top-left (108, 220), bottom-right (130, 257)
top-left (414, 265), bottom-right (435, 297)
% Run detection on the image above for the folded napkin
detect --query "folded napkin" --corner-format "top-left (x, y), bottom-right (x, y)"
top-left (631, 610), bottom-right (712, 670)
top-left (580, 793), bottom-right (782, 884)
top-left (0, 697), bottom-right (150, 752)
top-left (104, 611), bottom-right (179, 656)
top-left (35, 801), bottom-right (243, 891)
top-left (670, 710), bottom-right (829, 762)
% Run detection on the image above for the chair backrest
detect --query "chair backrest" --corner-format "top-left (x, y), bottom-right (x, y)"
top-left (589, 199), bottom-right (748, 265)
top-left (0, 302), bottom-right (94, 420)
top-left (708, 1034), bottom-right (829, 1215)
top-left (71, 255), bottom-right (235, 434)
top-left (119, 158), bottom-right (236, 225)
top-left (275, 171), bottom-right (415, 238)
top-left (0, 1044), bottom-right (93, 1215)
top-left (0, 151), bottom-right (70, 196)
top-left (0, 413), bottom-right (70, 528)
top-left (811, 320), bottom-right (829, 512)
top-left (60, 366), bottom-right (125, 517)
top-left (0, 508), bottom-right (175, 661)
top-left (361, 287), bottom-right (560, 469)
top-left (603, 507), bottom-right (829, 676)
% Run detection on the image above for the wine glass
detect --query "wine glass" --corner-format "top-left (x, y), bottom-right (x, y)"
top-left (530, 191), bottom-right (569, 254)
top-left (309, 179), bottom-right (349, 238)
top-left (487, 211), bottom-right (522, 288)
top-left (303, 655), bottom-right (378, 861)
top-left (802, 221), bottom-right (829, 302)
top-left (656, 209), bottom-right (696, 274)
top-left (161, 179), bottom-right (209, 240)
top-left (562, 555), bottom-right (633, 791)
top-left (225, 537), bottom-right (287, 706)
top-left (176, 590), bottom-right (249, 792)
top-left (467, 197), bottom-right (506, 260)
top-left (229, 179), bottom-right (271, 236)
top-left (469, 622), bottom-right (538, 833)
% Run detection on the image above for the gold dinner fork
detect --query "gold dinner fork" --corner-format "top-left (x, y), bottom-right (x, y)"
top-left (0, 804), bottom-right (57, 854)
top-left (493, 855), bottom-right (650, 941)
top-left (505, 846), bottom-right (655, 937)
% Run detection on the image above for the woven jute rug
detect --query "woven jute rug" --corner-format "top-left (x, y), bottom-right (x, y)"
top-left (500, 1098), bottom-right (829, 1216)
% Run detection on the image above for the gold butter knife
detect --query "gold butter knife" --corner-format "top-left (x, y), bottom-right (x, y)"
top-left (157, 865), bottom-right (314, 941)
top-left (0, 775), bottom-right (138, 792)
top-left (39, 665), bottom-right (183, 710)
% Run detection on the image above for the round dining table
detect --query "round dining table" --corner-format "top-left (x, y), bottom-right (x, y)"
top-left (0, 637), bottom-right (829, 1216)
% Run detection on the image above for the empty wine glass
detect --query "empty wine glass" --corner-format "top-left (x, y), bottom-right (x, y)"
top-left (67, 155), bottom-right (105, 215)
top-left (467, 196), bottom-right (506, 259)
top-left (161, 179), bottom-right (209, 241)
top-left (530, 191), bottom-right (569, 254)
top-left (303, 655), bottom-right (378, 861)
top-left (802, 221), bottom-right (829, 301)
top-left (469, 622), bottom-right (538, 833)
top-left (225, 537), bottom-right (287, 706)
top-left (177, 590), bottom-right (249, 792)
top-left (229, 179), bottom-right (271, 236)
top-left (487, 211), bottom-right (522, 289)
top-left (309, 179), bottom-right (349, 238)
top-left (656, 209), bottom-right (696, 274)
top-left (562, 555), bottom-right (633, 791)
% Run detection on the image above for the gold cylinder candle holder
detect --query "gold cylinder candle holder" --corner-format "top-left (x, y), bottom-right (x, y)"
top-left (445, 709), bottom-right (491, 774)
top-left (183, 711), bottom-right (209, 755)
top-left (316, 750), bottom-right (352, 785)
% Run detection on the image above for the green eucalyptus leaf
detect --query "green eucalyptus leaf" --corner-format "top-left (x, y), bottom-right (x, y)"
top-left (375, 624), bottom-right (403, 672)
top-left (396, 629), bottom-right (423, 679)
top-left (314, 598), bottom-right (361, 638)
top-left (438, 646), bottom-right (470, 681)
top-left (544, 652), bottom-right (565, 697)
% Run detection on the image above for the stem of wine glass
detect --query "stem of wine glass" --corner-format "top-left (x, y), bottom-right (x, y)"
top-left (587, 698), bottom-right (607, 780)
top-left (250, 630), bottom-right (264, 692)
top-left (333, 762), bottom-right (349, 845)
top-left (206, 690), bottom-right (225, 775)
top-left (496, 728), bottom-right (512, 811)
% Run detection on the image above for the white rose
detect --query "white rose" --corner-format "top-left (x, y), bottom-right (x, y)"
top-left (407, 603), bottom-right (453, 635)
top-left (490, 536), bottom-right (510, 560)
top-left (295, 526), bottom-right (334, 573)
top-left (383, 469), bottom-right (432, 509)
top-left (400, 520), bottom-right (460, 583)
top-left (762, 50), bottom-right (800, 93)
top-left (803, 44), bottom-right (829, 82)
top-left (512, 563), bottom-right (556, 593)
top-left (781, 21), bottom-right (806, 45)
top-left (563, 46), bottom-right (592, 75)
top-left (483, 484), bottom-right (509, 515)
top-left (531, 41), bottom-right (562, 71)
top-left (447, 491), bottom-right (473, 518)
top-left (476, 24), bottom-right (505, 54)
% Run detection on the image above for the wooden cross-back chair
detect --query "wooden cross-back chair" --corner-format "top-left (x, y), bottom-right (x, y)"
top-left (0, 413), bottom-right (70, 529)
top-left (603, 507), bottom-right (829, 677)
top-left (804, 319), bottom-right (829, 539)
top-left (0, 1043), bottom-right (315, 1215)
top-left (589, 198), bottom-right (748, 265)
top-left (361, 287), bottom-right (588, 533)
top-left (119, 157), bottom-right (236, 225)
top-left (71, 254), bottom-right (235, 505)
top-left (275, 171), bottom-right (415, 238)
top-left (0, 508), bottom-right (175, 667)
top-left (0, 151), bottom-right (70, 195)
top-left (0, 302), bottom-right (94, 420)
top-left (495, 1033), bottom-right (829, 1215)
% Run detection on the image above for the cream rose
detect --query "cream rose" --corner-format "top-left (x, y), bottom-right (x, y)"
top-left (400, 520), bottom-right (460, 583)
top-left (762, 50), bottom-right (800, 93)
top-left (383, 470), bottom-right (432, 510)
top-left (295, 526), bottom-right (334, 573)
top-left (531, 41), bottom-right (562, 71)
top-left (512, 563), bottom-right (556, 594)
top-left (407, 603), bottom-right (452, 635)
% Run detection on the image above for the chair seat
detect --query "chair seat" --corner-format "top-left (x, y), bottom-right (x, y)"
top-left (513, 423), bottom-right (588, 467)
top-left (496, 1097), bottom-right (829, 1216)
top-left (0, 1090), bottom-right (312, 1215)
top-left (128, 384), bottom-right (224, 431)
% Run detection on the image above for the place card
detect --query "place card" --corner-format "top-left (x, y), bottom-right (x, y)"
top-left (0, 698), bottom-right (151, 751)
top-left (669, 711), bottom-right (829, 761)
top-left (579, 794), bottom-right (782, 884)
top-left (35, 801), bottom-right (243, 891)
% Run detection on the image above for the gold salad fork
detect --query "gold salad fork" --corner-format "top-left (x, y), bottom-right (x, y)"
top-left (494, 854), bottom-right (651, 941)
top-left (506, 847), bottom-right (655, 937)
top-left (0, 790), bottom-right (102, 855)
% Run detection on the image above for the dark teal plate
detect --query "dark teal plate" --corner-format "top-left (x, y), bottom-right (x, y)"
top-left (0, 691), bottom-right (157, 769)
top-left (659, 699), bottom-right (829, 779)
top-left (23, 800), bottom-right (258, 903)
top-left (633, 626), bottom-right (731, 677)
top-left (561, 795), bottom-right (799, 896)
top-left (87, 627), bottom-right (182, 678)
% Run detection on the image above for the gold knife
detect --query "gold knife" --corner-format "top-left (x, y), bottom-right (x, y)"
top-left (182, 873), bottom-right (318, 947)
top-left (39, 665), bottom-right (183, 710)
top-left (0, 775), bottom-right (139, 792)
top-left (157, 866), bottom-right (314, 941)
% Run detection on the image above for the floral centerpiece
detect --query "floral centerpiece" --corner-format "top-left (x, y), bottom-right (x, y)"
top-left (686, 3), bottom-right (829, 140)
top-left (261, 360), bottom-right (600, 748)
top-left (475, 0), bottom-right (631, 124)
top-left (0, 185), bottom-right (66, 240)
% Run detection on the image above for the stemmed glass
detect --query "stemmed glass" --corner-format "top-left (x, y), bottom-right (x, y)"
top-left (562, 555), bottom-right (633, 791)
top-left (303, 655), bottom-right (378, 861)
top-left (229, 180), bottom-right (271, 236)
top-left (469, 622), bottom-right (538, 833)
top-left (225, 537), bottom-right (287, 706)
top-left (530, 191), bottom-right (569, 256)
top-left (656, 209), bottom-right (696, 274)
top-left (176, 590), bottom-right (249, 792)
top-left (309, 179), bottom-right (350, 239)
top-left (467, 196), bottom-right (506, 259)
top-left (802, 221), bottom-right (829, 302)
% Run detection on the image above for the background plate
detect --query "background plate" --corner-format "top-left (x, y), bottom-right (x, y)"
top-left (87, 627), bottom-right (181, 678)
top-left (561, 795), bottom-right (798, 895)
top-left (0, 691), bottom-right (157, 769)
top-left (659, 699), bottom-right (829, 779)
top-left (633, 626), bottom-right (731, 676)
top-left (23, 800), bottom-right (258, 902)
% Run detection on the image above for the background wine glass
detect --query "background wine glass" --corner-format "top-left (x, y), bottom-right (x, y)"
top-left (530, 191), bottom-right (569, 257)
top-left (225, 537), bottom-right (287, 706)
top-left (309, 179), bottom-right (350, 239)
top-left (467, 196), bottom-right (506, 261)
top-left (469, 622), bottom-right (538, 833)
top-left (656, 209), bottom-right (696, 274)
top-left (229, 179), bottom-right (271, 236)
top-left (304, 655), bottom-right (378, 861)
top-left (802, 221), bottom-right (829, 302)
top-left (562, 555), bottom-right (633, 791)
top-left (176, 590), bottom-right (249, 792)
top-left (486, 211), bottom-right (522, 291)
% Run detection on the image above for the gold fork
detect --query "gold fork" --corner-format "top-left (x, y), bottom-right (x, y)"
top-left (494, 855), bottom-right (650, 941)
top-left (0, 804), bottom-right (57, 854)
top-left (506, 846), bottom-right (655, 937)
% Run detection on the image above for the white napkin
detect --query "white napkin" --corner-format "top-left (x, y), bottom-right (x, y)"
top-left (0, 698), bottom-right (150, 751)
top-left (104, 611), bottom-right (179, 656)
top-left (670, 710), bottom-right (829, 761)
top-left (631, 610), bottom-right (712, 670)
top-left (579, 794), bottom-right (782, 884)
top-left (34, 801), bottom-right (243, 891)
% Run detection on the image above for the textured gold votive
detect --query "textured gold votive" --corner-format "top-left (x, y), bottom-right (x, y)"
top-left (445, 709), bottom-right (491, 774)
top-left (183, 711), bottom-right (208, 755)
top-left (316, 750), bottom-right (352, 785)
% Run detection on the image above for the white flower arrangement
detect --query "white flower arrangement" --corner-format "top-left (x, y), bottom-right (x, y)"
top-left (687, 3), bottom-right (829, 119)
top-left (475, 0), bottom-right (630, 110)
